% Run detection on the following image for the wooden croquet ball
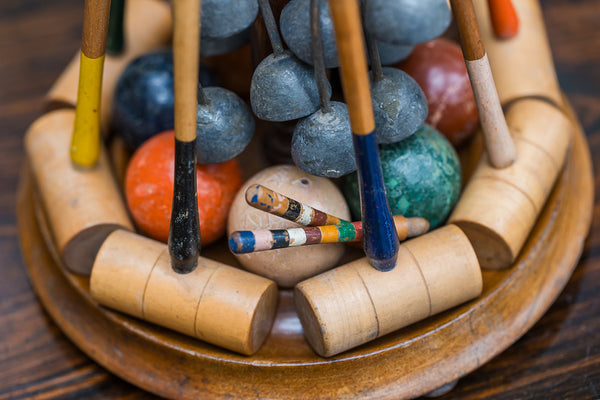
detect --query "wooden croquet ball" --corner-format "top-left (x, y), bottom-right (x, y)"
top-left (342, 124), bottom-right (461, 228)
top-left (125, 130), bottom-right (243, 245)
top-left (399, 38), bottom-right (479, 147)
top-left (227, 165), bottom-right (350, 288)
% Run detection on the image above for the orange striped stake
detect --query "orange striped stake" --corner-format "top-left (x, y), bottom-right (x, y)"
top-left (488, 0), bottom-right (519, 39)
top-left (71, 0), bottom-right (111, 167)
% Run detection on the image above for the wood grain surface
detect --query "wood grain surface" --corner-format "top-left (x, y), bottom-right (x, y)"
top-left (1, 0), bottom-right (599, 399)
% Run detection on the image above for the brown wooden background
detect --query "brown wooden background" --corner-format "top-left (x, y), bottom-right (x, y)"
top-left (1, 0), bottom-right (599, 398)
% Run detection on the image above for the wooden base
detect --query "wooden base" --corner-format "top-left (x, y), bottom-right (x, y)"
top-left (17, 112), bottom-right (593, 399)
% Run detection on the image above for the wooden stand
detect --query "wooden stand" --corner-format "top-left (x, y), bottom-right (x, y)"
top-left (17, 106), bottom-right (593, 399)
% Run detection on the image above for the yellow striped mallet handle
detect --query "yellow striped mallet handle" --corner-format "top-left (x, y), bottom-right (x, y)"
top-left (70, 0), bottom-right (111, 167)
top-left (328, 0), bottom-right (399, 271)
top-left (451, 0), bottom-right (516, 169)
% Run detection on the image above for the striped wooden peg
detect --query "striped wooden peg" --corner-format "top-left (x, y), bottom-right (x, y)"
top-left (245, 184), bottom-right (344, 227)
top-left (228, 216), bottom-right (429, 254)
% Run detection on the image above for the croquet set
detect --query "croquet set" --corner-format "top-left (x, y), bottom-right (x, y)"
top-left (17, 0), bottom-right (594, 398)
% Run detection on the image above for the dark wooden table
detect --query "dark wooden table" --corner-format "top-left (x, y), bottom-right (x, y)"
top-left (1, 0), bottom-right (599, 399)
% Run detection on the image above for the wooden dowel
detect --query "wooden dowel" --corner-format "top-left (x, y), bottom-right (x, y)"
top-left (70, 0), bottom-right (111, 167)
top-left (25, 109), bottom-right (133, 275)
top-left (488, 0), bottom-right (519, 39)
top-left (451, 0), bottom-right (516, 169)
top-left (228, 216), bottom-right (429, 254)
top-left (169, 0), bottom-right (201, 274)
top-left (90, 230), bottom-right (278, 355)
top-left (449, 98), bottom-right (573, 269)
top-left (473, 0), bottom-right (562, 106)
top-left (47, 0), bottom-right (172, 131)
top-left (295, 224), bottom-right (482, 357)
top-left (328, 0), bottom-right (399, 271)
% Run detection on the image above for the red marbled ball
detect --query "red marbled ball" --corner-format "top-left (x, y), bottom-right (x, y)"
top-left (399, 38), bottom-right (479, 147)
top-left (125, 130), bottom-right (243, 245)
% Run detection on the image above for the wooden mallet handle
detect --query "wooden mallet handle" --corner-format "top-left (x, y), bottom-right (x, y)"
top-left (451, 0), bottom-right (516, 169)
top-left (106, 0), bottom-right (125, 54)
top-left (168, 0), bottom-right (201, 274)
top-left (70, 0), bottom-right (111, 167)
top-left (328, 0), bottom-right (399, 271)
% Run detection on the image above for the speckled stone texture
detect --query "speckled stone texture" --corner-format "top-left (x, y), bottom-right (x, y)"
top-left (280, 0), bottom-right (339, 68)
top-left (195, 87), bottom-right (254, 164)
top-left (200, 0), bottom-right (258, 39)
top-left (371, 67), bottom-right (428, 144)
top-left (364, 0), bottom-right (451, 45)
top-left (250, 51), bottom-right (327, 122)
top-left (342, 124), bottom-right (461, 228)
top-left (291, 101), bottom-right (356, 178)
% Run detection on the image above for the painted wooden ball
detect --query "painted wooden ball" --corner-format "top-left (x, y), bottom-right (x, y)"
top-left (227, 165), bottom-right (350, 288)
top-left (125, 130), bottom-right (243, 246)
top-left (399, 38), bottom-right (479, 147)
top-left (342, 124), bottom-right (461, 228)
top-left (112, 49), bottom-right (218, 149)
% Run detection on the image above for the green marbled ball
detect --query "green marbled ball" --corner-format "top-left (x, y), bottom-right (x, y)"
top-left (342, 124), bottom-right (461, 228)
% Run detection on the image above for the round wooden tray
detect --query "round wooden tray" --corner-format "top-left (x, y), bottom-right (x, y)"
top-left (17, 111), bottom-right (593, 399)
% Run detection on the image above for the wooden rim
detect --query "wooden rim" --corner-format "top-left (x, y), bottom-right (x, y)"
top-left (17, 106), bottom-right (593, 399)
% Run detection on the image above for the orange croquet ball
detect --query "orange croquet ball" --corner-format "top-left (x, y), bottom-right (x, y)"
top-left (125, 130), bottom-right (243, 245)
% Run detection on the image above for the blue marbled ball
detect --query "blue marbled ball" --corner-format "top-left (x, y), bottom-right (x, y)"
top-left (342, 124), bottom-right (461, 228)
top-left (112, 49), bottom-right (218, 149)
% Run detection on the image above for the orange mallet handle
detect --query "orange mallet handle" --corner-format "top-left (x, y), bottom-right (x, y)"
top-left (488, 0), bottom-right (519, 39)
